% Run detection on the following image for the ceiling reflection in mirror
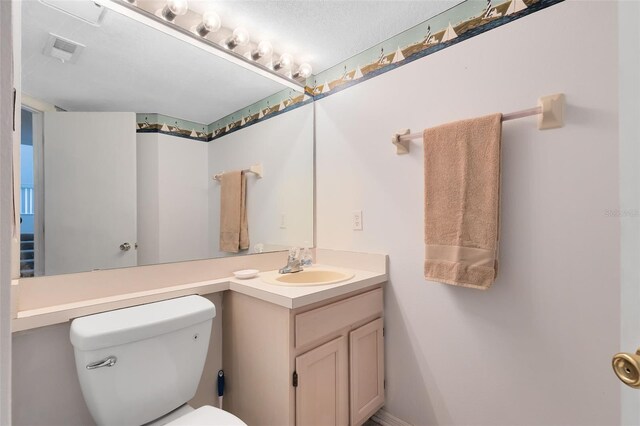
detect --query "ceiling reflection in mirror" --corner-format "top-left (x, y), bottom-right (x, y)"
top-left (23, 0), bottom-right (291, 123)
top-left (19, 0), bottom-right (314, 278)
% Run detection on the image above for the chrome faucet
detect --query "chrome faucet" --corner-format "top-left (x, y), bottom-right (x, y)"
top-left (279, 247), bottom-right (303, 274)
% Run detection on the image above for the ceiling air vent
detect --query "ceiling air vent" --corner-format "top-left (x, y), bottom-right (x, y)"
top-left (43, 34), bottom-right (85, 64)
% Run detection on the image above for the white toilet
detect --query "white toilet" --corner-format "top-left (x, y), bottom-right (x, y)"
top-left (69, 295), bottom-right (246, 426)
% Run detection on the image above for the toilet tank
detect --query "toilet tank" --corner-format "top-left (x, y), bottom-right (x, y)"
top-left (70, 295), bottom-right (216, 426)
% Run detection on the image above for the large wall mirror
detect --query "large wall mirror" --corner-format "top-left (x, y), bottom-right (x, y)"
top-left (18, 0), bottom-right (314, 278)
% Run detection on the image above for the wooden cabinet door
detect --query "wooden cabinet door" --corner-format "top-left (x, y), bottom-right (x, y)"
top-left (295, 336), bottom-right (349, 426)
top-left (349, 318), bottom-right (385, 426)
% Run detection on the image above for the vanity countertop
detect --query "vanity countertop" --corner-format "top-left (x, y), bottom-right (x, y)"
top-left (12, 251), bottom-right (388, 332)
top-left (229, 265), bottom-right (386, 309)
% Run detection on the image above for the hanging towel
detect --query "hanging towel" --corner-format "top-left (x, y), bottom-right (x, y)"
top-left (423, 113), bottom-right (502, 290)
top-left (239, 172), bottom-right (249, 250)
top-left (219, 171), bottom-right (249, 253)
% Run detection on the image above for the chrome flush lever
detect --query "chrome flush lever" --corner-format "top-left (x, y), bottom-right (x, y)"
top-left (86, 356), bottom-right (117, 370)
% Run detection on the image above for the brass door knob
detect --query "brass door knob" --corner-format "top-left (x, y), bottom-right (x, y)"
top-left (612, 349), bottom-right (640, 388)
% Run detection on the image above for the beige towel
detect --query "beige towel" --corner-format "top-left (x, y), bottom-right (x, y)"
top-left (423, 113), bottom-right (502, 290)
top-left (219, 171), bottom-right (249, 253)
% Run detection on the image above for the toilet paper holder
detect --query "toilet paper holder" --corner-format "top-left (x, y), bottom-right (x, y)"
top-left (612, 348), bottom-right (640, 388)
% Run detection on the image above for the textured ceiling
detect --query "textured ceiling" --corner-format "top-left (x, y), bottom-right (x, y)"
top-left (22, 0), bottom-right (286, 124)
top-left (22, 0), bottom-right (463, 123)
top-left (187, 0), bottom-right (464, 74)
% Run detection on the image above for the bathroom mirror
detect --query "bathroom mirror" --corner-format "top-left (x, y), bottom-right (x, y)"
top-left (18, 0), bottom-right (314, 277)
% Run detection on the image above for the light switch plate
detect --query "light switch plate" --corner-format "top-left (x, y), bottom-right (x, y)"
top-left (280, 214), bottom-right (286, 229)
top-left (353, 210), bottom-right (363, 231)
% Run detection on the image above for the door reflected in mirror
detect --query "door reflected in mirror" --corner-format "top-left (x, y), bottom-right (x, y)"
top-left (19, 0), bottom-right (313, 277)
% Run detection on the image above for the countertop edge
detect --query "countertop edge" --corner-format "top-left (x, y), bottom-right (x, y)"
top-left (289, 274), bottom-right (387, 309)
top-left (12, 268), bottom-right (388, 332)
top-left (12, 280), bottom-right (230, 332)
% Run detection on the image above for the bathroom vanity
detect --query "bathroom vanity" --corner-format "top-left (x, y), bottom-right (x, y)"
top-left (11, 249), bottom-right (387, 426)
top-left (223, 282), bottom-right (385, 426)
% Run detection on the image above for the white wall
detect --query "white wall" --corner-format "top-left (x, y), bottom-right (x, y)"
top-left (137, 133), bottom-right (209, 265)
top-left (619, 0), bottom-right (640, 423)
top-left (137, 133), bottom-right (160, 265)
top-left (315, 2), bottom-right (620, 425)
top-left (208, 103), bottom-right (314, 258)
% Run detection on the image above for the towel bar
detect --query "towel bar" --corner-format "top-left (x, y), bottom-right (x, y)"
top-left (213, 163), bottom-right (263, 181)
top-left (392, 93), bottom-right (565, 154)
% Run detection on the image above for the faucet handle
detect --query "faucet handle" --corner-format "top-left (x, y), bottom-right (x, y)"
top-left (289, 247), bottom-right (300, 259)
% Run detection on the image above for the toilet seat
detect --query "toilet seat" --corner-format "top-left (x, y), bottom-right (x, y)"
top-left (166, 406), bottom-right (246, 426)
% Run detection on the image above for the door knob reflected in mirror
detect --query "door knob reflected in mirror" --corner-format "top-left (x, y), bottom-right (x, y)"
top-left (612, 348), bottom-right (640, 388)
top-left (119, 242), bottom-right (131, 251)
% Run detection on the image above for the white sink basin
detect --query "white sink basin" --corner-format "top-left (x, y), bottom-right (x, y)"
top-left (261, 269), bottom-right (354, 286)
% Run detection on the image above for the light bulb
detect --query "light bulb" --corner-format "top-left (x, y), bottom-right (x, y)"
top-left (194, 10), bottom-right (221, 37)
top-left (202, 11), bottom-right (221, 31)
top-left (161, 0), bottom-right (188, 21)
top-left (257, 40), bottom-right (273, 56)
top-left (225, 27), bottom-right (250, 50)
top-left (293, 63), bottom-right (312, 79)
top-left (233, 27), bottom-right (250, 45)
top-left (168, 0), bottom-right (188, 14)
top-left (273, 53), bottom-right (293, 71)
top-left (251, 40), bottom-right (273, 60)
top-left (280, 53), bottom-right (293, 67)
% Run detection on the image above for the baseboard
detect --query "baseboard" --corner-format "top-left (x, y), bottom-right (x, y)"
top-left (372, 408), bottom-right (412, 426)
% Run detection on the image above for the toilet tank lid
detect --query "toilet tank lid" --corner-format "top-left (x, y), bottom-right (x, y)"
top-left (70, 295), bottom-right (216, 351)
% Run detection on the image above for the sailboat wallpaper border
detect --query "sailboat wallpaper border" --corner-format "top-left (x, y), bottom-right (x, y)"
top-left (136, 113), bottom-right (210, 142)
top-left (136, 89), bottom-right (313, 142)
top-left (208, 89), bottom-right (313, 141)
top-left (138, 0), bottom-right (563, 142)
top-left (305, 0), bottom-right (563, 99)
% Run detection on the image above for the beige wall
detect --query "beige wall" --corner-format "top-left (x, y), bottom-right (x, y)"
top-left (315, 2), bottom-right (620, 425)
top-left (12, 322), bottom-right (94, 426)
top-left (12, 293), bottom-right (223, 426)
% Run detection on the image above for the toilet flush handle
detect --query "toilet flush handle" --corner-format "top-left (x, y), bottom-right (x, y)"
top-left (86, 356), bottom-right (117, 370)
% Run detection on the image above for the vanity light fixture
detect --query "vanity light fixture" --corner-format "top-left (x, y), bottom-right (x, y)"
top-left (160, 0), bottom-right (188, 22)
top-left (104, 0), bottom-right (306, 91)
top-left (224, 27), bottom-right (250, 50)
top-left (194, 10), bottom-right (221, 37)
top-left (293, 63), bottom-right (312, 79)
top-left (273, 53), bottom-right (293, 71)
top-left (251, 40), bottom-right (273, 60)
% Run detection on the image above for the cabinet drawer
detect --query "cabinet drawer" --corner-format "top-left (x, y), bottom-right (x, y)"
top-left (295, 288), bottom-right (383, 348)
